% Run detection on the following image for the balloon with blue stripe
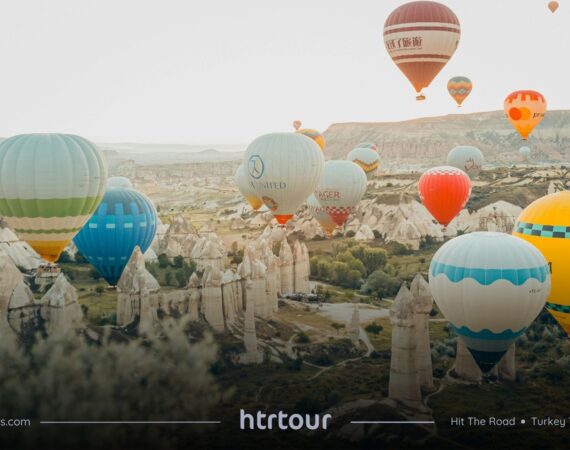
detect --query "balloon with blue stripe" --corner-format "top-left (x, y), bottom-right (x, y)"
top-left (429, 232), bottom-right (550, 372)
top-left (74, 178), bottom-right (158, 286)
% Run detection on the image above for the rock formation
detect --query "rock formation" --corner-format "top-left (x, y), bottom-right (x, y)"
top-left (221, 270), bottom-right (243, 327)
top-left (6, 280), bottom-right (37, 336)
top-left (186, 272), bottom-right (202, 321)
top-left (293, 240), bottom-right (310, 294)
top-left (349, 304), bottom-right (360, 346)
top-left (279, 239), bottom-right (294, 295)
top-left (454, 338), bottom-right (482, 382)
top-left (389, 283), bottom-right (422, 407)
top-left (242, 297), bottom-right (259, 364)
top-left (40, 274), bottom-right (83, 335)
top-left (201, 266), bottom-right (225, 332)
top-left (237, 245), bottom-right (274, 319)
top-left (410, 274), bottom-right (434, 390)
top-left (116, 246), bottom-right (160, 327)
top-left (157, 214), bottom-right (199, 259)
top-left (497, 344), bottom-right (516, 381)
top-left (190, 234), bottom-right (226, 271)
top-left (0, 220), bottom-right (43, 271)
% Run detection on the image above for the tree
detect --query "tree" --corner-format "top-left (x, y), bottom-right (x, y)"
top-left (158, 254), bottom-right (170, 269)
top-left (57, 251), bottom-right (72, 264)
top-left (362, 248), bottom-right (388, 274)
top-left (164, 271), bottom-right (173, 286)
top-left (95, 286), bottom-right (104, 295)
top-left (89, 268), bottom-right (101, 281)
top-left (173, 255), bottom-right (184, 269)
top-left (295, 332), bottom-right (310, 344)
top-left (365, 322), bottom-right (383, 335)
top-left (75, 251), bottom-right (87, 264)
top-left (361, 269), bottom-right (401, 299)
top-left (331, 323), bottom-right (345, 335)
top-left (175, 270), bottom-right (187, 288)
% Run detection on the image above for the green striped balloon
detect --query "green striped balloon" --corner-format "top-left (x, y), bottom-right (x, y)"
top-left (0, 134), bottom-right (107, 262)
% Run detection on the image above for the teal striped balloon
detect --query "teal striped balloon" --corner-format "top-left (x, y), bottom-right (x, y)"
top-left (0, 134), bottom-right (107, 262)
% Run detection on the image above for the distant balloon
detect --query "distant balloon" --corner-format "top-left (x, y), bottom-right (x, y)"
top-left (314, 160), bottom-right (367, 227)
top-left (384, 1), bottom-right (461, 100)
top-left (356, 142), bottom-right (378, 152)
top-left (513, 191), bottom-right (570, 335)
top-left (74, 187), bottom-right (158, 286)
top-left (519, 146), bottom-right (531, 160)
top-left (347, 147), bottom-right (380, 179)
top-left (235, 164), bottom-right (263, 211)
top-left (307, 194), bottom-right (337, 236)
top-left (418, 166), bottom-right (471, 227)
top-left (0, 134), bottom-right (107, 263)
top-left (430, 232), bottom-right (550, 372)
top-left (245, 133), bottom-right (324, 225)
top-left (548, 1), bottom-right (559, 13)
top-left (504, 90), bottom-right (546, 140)
top-left (293, 120), bottom-right (302, 131)
top-left (296, 129), bottom-right (325, 151)
top-left (447, 76), bottom-right (472, 107)
top-left (446, 146), bottom-right (484, 179)
top-left (107, 176), bottom-right (133, 190)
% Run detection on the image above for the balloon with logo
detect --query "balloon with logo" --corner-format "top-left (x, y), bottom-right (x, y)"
top-left (245, 133), bottom-right (324, 225)
top-left (446, 146), bottom-right (484, 179)
top-left (384, 1), bottom-right (461, 100)
top-left (548, 1), bottom-right (559, 13)
top-left (513, 191), bottom-right (570, 335)
top-left (0, 133), bottom-right (107, 263)
top-left (235, 164), bottom-right (263, 211)
top-left (314, 160), bottom-right (367, 227)
top-left (74, 180), bottom-right (158, 286)
top-left (430, 232), bottom-right (550, 372)
top-left (519, 146), bottom-right (531, 161)
top-left (504, 90), bottom-right (546, 140)
top-left (447, 76), bottom-right (472, 107)
top-left (307, 194), bottom-right (337, 236)
top-left (293, 120), bottom-right (302, 131)
top-left (347, 147), bottom-right (380, 179)
top-left (418, 166), bottom-right (471, 227)
top-left (296, 128), bottom-right (325, 151)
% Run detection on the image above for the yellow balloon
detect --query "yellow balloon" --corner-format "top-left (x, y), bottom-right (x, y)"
top-left (513, 191), bottom-right (570, 334)
top-left (296, 129), bottom-right (325, 151)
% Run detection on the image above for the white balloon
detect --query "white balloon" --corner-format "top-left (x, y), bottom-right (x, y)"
top-left (307, 194), bottom-right (337, 236)
top-left (235, 164), bottom-right (263, 210)
top-left (244, 133), bottom-right (324, 224)
top-left (446, 146), bottom-right (484, 179)
top-left (347, 147), bottom-right (380, 179)
top-left (314, 160), bottom-right (367, 227)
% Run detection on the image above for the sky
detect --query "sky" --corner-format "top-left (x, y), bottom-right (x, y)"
top-left (0, 0), bottom-right (568, 145)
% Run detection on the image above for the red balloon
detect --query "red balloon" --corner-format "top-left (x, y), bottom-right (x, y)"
top-left (418, 166), bottom-right (471, 226)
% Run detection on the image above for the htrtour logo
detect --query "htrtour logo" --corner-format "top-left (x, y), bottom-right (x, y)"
top-left (239, 409), bottom-right (332, 431)
top-left (248, 155), bottom-right (264, 179)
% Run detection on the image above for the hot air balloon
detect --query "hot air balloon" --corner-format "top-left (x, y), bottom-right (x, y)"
top-left (0, 134), bottom-right (107, 263)
top-left (447, 76), bottom-right (472, 107)
top-left (296, 129), bottom-right (326, 151)
top-left (107, 176), bottom-right (133, 190)
top-left (418, 166), bottom-right (471, 227)
top-left (293, 120), bottom-right (302, 131)
top-left (235, 164), bottom-right (263, 211)
top-left (314, 160), bottom-right (367, 227)
top-left (504, 90), bottom-right (546, 140)
top-left (513, 191), bottom-right (570, 335)
top-left (548, 1), bottom-right (559, 13)
top-left (429, 232), bottom-right (550, 372)
top-left (356, 142), bottom-right (378, 152)
top-left (446, 146), bottom-right (484, 179)
top-left (74, 184), bottom-right (158, 286)
top-left (347, 147), bottom-right (380, 179)
top-left (245, 133), bottom-right (324, 225)
top-left (384, 1), bottom-right (461, 100)
top-left (519, 146), bottom-right (531, 161)
top-left (307, 194), bottom-right (337, 236)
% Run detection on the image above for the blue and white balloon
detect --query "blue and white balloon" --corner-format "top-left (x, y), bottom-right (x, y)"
top-left (429, 232), bottom-right (550, 372)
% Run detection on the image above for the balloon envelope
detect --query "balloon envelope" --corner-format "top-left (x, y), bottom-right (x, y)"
top-left (384, 1), bottom-right (461, 99)
top-left (519, 146), bottom-right (531, 160)
top-left (513, 191), bottom-right (570, 335)
top-left (245, 133), bottom-right (324, 225)
top-left (235, 164), bottom-right (263, 211)
top-left (418, 166), bottom-right (471, 227)
top-left (446, 146), bottom-right (484, 179)
top-left (0, 134), bottom-right (107, 262)
top-left (296, 129), bottom-right (325, 151)
top-left (548, 1), bottom-right (559, 12)
top-left (74, 187), bottom-right (158, 285)
top-left (107, 176), bottom-right (133, 190)
top-left (347, 147), bottom-right (380, 179)
top-left (430, 232), bottom-right (549, 372)
top-left (314, 160), bottom-right (367, 227)
top-left (307, 194), bottom-right (337, 236)
top-left (356, 142), bottom-right (378, 152)
top-left (504, 90), bottom-right (546, 140)
top-left (293, 120), bottom-right (302, 131)
top-left (447, 76), bottom-right (472, 106)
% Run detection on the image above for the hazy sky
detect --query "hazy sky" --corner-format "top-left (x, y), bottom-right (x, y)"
top-left (0, 0), bottom-right (568, 144)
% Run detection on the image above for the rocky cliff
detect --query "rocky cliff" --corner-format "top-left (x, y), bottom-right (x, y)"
top-left (323, 110), bottom-right (570, 164)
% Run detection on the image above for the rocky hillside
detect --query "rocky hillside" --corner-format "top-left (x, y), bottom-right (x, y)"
top-left (323, 110), bottom-right (570, 164)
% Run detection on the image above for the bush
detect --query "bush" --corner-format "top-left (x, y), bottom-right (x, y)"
top-left (89, 268), bottom-right (102, 281)
top-left (175, 270), bottom-right (187, 288)
top-left (361, 269), bottom-right (401, 299)
top-left (158, 253), bottom-right (170, 269)
top-left (57, 251), bottom-right (72, 264)
top-left (164, 271), bottom-right (173, 286)
top-left (365, 322), bottom-right (383, 335)
top-left (173, 255), bottom-right (184, 269)
top-left (389, 242), bottom-right (413, 256)
top-left (345, 230), bottom-right (356, 238)
top-left (75, 252), bottom-right (87, 264)
top-left (95, 286), bottom-right (105, 295)
top-left (295, 332), bottom-right (311, 344)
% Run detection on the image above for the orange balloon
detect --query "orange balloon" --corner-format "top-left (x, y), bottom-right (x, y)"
top-left (418, 166), bottom-right (471, 227)
top-left (384, 1), bottom-right (461, 100)
top-left (548, 1), bottom-right (559, 13)
top-left (504, 90), bottom-right (547, 140)
top-left (293, 120), bottom-right (302, 131)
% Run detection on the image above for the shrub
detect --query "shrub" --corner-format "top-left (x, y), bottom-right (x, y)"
top-left (175, 270), bottom-right (187, 288)
top-left (95, 286), bottom-right (105, 295)
top-left (295, 332), bottom-right (310, 344)
top-left (57, 251), bottom-right (72, 264)
top-left (89, 268), bottom-right (101, 281)
top-left (172, 255), bottom-right (184, 269)
top-left (158, 253), bottom-right (170, 269)
top-left (365, 322), bottom-right (383, 335)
